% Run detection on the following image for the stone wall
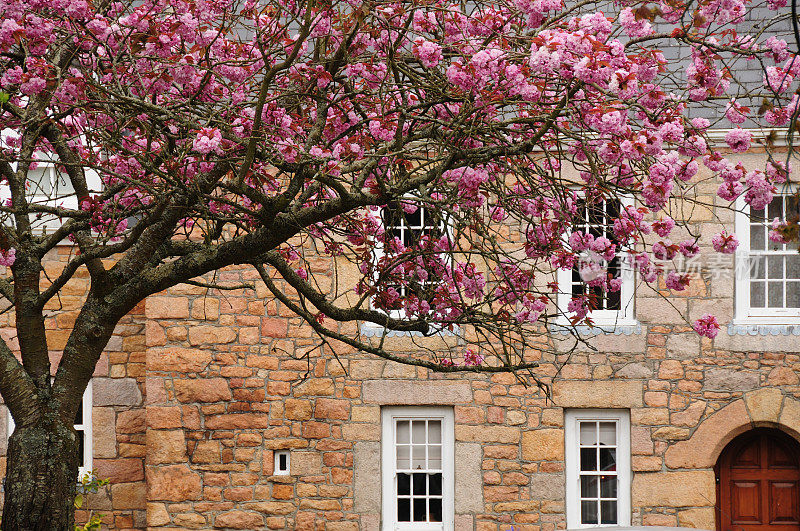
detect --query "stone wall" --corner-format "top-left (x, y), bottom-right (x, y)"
top-left (135, 262), bottom-right (800, 530)
top-left (0, 149), bottom-right (798, 530)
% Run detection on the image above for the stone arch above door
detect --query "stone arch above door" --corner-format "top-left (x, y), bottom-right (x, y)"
top-left (665, 388), bottom-right (800, 470)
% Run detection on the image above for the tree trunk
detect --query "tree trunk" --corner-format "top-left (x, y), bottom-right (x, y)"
top-left (1, 418), bottom-right (79, 531)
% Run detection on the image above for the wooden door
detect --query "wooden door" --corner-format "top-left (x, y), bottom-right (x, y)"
top-left (716, 428), bottom-right (800, 531)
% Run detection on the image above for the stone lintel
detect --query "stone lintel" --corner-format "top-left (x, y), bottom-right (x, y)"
top-left (361, 380), bottom-right (471, 405)
top-left (552, 380), bottom-right (643, 408)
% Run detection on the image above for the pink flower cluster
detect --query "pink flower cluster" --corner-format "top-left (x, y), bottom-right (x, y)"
top-left (193, 128), bottom-right (224, 155)
top-left (693, 314), bottom-right (720, 339)
top-left (0, 248), bottom-right (15, 267)
top-left (711, 231), bottom-right (739, 254)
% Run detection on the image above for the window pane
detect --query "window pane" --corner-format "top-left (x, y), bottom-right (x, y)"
top-left (750, 281), bottom-right (765, 307)
top-left (412, 445), bottom-right (426, 469)
top-left (751, 225), bottom-right (766, 250)
top-left (396, 421), bottom-right (409, 443)
top-left (606, 289), bottom-right (621, 310)
top-left (751, 206), bottom-right (766, 222)
top-left (412, 421), bottom-right (426, 444)
top-left (599, 448), bottom-right (616, 471)
top-left (581, 475), bottom-right (598, 498)
top-left (429, 498), bottom-right (442, 522)
top-left (77, 430), bottom-right (84, 465)
top-left (428, 444), bottom-right (442, 469)
top-left (75, 400), bottom-right (83, 425)
top-left (768, 196), bottom-right (783, 220)
top-left (767, 256), bottom-right (784, 279)
top-left (600, 475), bottom-right (617, 498)
top-left (749, 256), bottom-right (765, 279)
top-left (581, 448), bottom-right (597, 471)
top-left (768, 282), bottom-right (784, 308)
top-left (787, 282), bottom-right (800, 308)
top-left (580, 422), bottom-right (596, 445)
top-left (398, 498), bottom-right (411, 522)
top-left (581, 500), bottom-right (598, 524)
top-left (787, 256), bottom-right (800, 279)
top-left (599, 422), bottom-right (616, 446)
top-left (397, 445), bottom-right (410, 469)
top-left (601, 500), bottom-right (618, 524)
top-left (413, 473), bottom-right (427, 496)
top-left (428, 421), bottom-right (441, 444)
top-left (429, 473), bottom-right (442, 495)
top-left (413, 498), bottom-right (427, 522)
top-left (398, 473), bottom-right (410, 495)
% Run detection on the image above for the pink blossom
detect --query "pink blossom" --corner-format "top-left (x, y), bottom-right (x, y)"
top-left (725, 100), bottom-right (748, 124)
top-left (679, 240), bottom-right (700, 258)
top-left (725, 128), bottom-right (751, 152)
top-left (665, 271), bottom-right (689, 291)
top-left (769, 218), bottom-right (790, 244)
top-left (653, 240), bottom-right (676, 260)
top-left (20, 76), bottom-right (46, 95)
top-left (764, 66), bottom-right (793, 93)
top-left (0, 248), bottom-right (15, 267)
top-left (717, 181), bottom-right (744, 201)
top-left (569, 231), bottom-right (593, 252)
top-left (578, 260), bottom-right (604, 282)
top-left (652, 217), bottom-right (675, 238)
top-left (567, 296), bottom-right (589, 320)
top-left (766, 160), bottom-right (790, 183)
top-left (463, 350), bottom-right (485, 366)
top-left (764, 37), bottom-right (791, 62)
top-left (693, 314), bottom-right (720, 338)
top-left (744, 170), bottom-right (775, 209)
top-left (590, 236), bottom-right (615, 261)
top-left (619, 8), bottom-right (652, 38)
top-left (676, 159), bottom-right (699, 182)
top-left (413, 39), bottom-right (443, 68)
top-left (711, 231), bottom-right (739, 254)
top-left (193, 127), bottom-right (223, 155)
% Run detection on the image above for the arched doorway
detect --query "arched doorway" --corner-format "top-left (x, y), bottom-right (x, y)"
top-left (716, 428), bottom-right (800, 531)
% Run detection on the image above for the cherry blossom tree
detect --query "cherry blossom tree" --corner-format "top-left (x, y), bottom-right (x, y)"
top-left (0, 0), bottom-right (796, 525)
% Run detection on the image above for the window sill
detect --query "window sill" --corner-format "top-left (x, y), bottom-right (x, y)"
top-left (359, 323), bottom-right (459, 338)
top-left (550, 320), bottom-right (642, 336)
top-left (727, 322), bottom-right (800, 336)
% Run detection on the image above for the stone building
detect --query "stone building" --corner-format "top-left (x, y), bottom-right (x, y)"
top-left (0, 147), bottom-right (799, 531)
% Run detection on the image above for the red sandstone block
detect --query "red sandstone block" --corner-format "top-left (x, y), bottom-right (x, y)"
top-left (262, 318), bottom-right (288, 338)
top-left (314, 399), bottom-right (350, 420)
top-left (93, 458), bottom-right (144, 483)
top-left (302, 421), bottom-right (331, 439)
top-left (205, 413), bottom-right (270, 430)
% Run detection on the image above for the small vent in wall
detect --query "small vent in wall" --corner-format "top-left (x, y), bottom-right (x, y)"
top-left (274, 450), bottom-right (290, 476)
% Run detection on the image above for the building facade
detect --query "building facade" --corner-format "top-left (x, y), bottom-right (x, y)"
top-left (0, 148), bottom-right (798, 531)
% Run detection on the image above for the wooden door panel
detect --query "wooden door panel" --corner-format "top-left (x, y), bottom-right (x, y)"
top-left (717, 429), bottom-right (800, 531)
top-left (733, 444), bottom-right (762, 469)
top-left (770, 444), bottom-right (800, 470)
top-left (770, 482), bottom-right (800, 525)
top-left (732, 481), bottom-right (762, 524)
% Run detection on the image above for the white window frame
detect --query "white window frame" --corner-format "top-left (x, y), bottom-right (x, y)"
top-left (734, 192), bottom-right (800, 324)
top-left (556, 196), bottom-right (636, 327)
top-left (362, 200), bottom-right (453, 336)
top-left (8, 380), bottom-right (93, 479)
top-left (0, 159), bottom-right (102, 234)
top-left (565, 409), bottom-right (631, 529)
top-left (381, 406), bottom-right (454, 531)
